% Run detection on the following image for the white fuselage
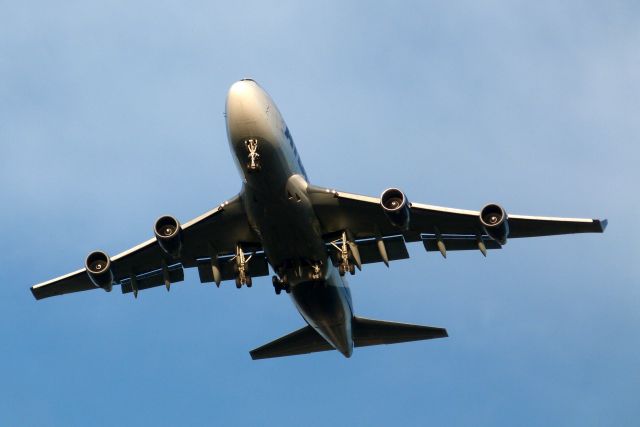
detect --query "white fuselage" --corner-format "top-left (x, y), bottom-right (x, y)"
top-left (225, 79), bottom-right (353, 357)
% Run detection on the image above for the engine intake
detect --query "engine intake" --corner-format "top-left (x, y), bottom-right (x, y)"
top-left (479, 204), bottom-right (509, 245)
top-left (154, 215), bottom-right (183, 257)
top-left (381, 188), bottom-right (410, 229)
top-left (85, 250), bottom-right (114, 291)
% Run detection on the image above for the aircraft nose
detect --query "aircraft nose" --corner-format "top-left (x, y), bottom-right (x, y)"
top-left (225, 78), bottom-right (279, 146)
top-left (225, 79), bottom-right (265, 126)
top-left (227, 78), bottom-right (258, 101)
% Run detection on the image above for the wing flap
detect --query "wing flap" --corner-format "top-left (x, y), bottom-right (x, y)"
top-left (120, 263), bottom-right (184, 294)
top-left (327, 235), bottom-right (409, 266)
top-left (421, 235), bottom-right (501, 252)
top-left (357, 236), bottom-right (410, 264)
top-left (196, 252), bottom-right (269, 284)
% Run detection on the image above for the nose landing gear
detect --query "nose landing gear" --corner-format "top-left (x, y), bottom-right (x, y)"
top-left (244, 139), bottom-right (261, 172)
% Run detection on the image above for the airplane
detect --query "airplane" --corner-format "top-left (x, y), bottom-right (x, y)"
top-left (31, 79), bottom-right (607, 360)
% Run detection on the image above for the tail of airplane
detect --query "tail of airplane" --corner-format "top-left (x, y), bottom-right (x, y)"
top-left (249, 317), bottom-right (447, 360)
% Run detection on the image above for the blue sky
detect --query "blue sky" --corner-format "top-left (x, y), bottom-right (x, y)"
top-left (1, 1), bottom-right (638, 426)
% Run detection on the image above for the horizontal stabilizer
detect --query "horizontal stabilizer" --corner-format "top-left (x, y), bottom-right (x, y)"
top-left (352, 317), bottom-right (448, 347)
top-left (249, 317), bottom-right (447, 360)
top-left (250, 325), bottom-right (332, 360)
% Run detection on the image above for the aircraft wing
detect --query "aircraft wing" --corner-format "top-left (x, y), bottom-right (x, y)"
top-left (308, 186), bottom-right (607, 258)
top-left (31, 195), bottom-right (260, 300)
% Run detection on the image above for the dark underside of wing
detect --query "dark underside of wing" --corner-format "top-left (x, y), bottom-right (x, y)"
top-left (32, 185), bottom-right (607, 300)
top-left (308, 185), bottom-right (606, 244)
top-left (31, 195), bottom-right (261, 300)
top-left (508, 216), bottom-right (607, 237)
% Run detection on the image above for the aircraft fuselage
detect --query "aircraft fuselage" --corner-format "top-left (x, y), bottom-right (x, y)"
top-left (225, 79), bottom-right (354, 357)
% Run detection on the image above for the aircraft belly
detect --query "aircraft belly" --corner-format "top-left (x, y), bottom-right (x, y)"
top-left (290, 269), bottom-right (354, 357)
top-left (244, 176), bottom-right (326, 268)
top-left (242, 168), bottom-right (353, 356)
top-left (226, 83), bottom-right (354, 356)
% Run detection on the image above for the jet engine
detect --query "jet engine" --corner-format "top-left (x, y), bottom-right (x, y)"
top-left (381, 188), bottom-right (410, 229)
top-left (154, 215), bottom-right (183, 257)
top-left (85, 250), bottom-right (114, 291)
top-left (479, 203), bottom-right (509, 245)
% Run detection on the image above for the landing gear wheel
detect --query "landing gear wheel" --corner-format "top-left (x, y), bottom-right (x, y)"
top-left (272, 275), bottom-right (283, 295)
top-left (246, 276), bottom-right (252, 287)
top-left (338, 264), bottom-right (346, 276)
top-left (349, 264), bottom-right (355, 275)
top-left (235, 276), bottom-right (242, 289)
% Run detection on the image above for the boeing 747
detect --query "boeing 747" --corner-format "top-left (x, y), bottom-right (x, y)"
top-left (31, 79), bottom-right (607, 359)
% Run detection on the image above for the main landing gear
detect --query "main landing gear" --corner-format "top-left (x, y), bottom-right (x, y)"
top-left (310, 263), bottom-right (323, 280)
top-left (272, 275), bottom-right (290, 295)
top-left (330, 231), bottom-right (357, 277)
top-left (272, 261), bottom-right (323, 295)
top-left (339, 263), bottom-right (355, 276)
top-left (231, 244), bottom-right (253, 288)
top-left (245, 138), bottom-right (261, 172)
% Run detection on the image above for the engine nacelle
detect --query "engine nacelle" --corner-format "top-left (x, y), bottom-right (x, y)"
top-left (154, 215), bottom-right (183, 257)
top-left (479, 203), bottom-right (509, 245)
top-left (85, 250), bottom-right (114, 291)
top-left (381, 188), bottom-right (410, 229)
